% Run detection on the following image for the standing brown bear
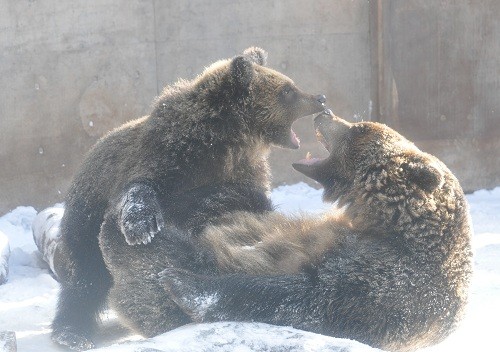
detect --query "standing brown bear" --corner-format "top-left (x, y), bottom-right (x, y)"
top-left (160, 110), bottom-right (473, 352)
top-left (50, 47), bottom-right (325, 350)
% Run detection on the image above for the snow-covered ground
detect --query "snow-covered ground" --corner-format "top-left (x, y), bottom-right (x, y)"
top-left (0, 183), bottom-right (499, 351)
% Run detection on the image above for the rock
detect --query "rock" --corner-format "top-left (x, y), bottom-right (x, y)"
top-left (0, 331), bottom-right (17, 352)
top-left (0, 231), bottom-right (10, 285)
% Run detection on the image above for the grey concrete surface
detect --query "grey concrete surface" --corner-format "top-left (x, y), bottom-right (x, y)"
top-left (1, 1), bottom-right (158, 213)
top-left (378, 0), bottom-right (500, 193)
top-left (1, 0), bottom-right (498, 214)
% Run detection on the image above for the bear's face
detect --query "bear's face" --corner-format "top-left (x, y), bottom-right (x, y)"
top-left (293, 110), bottom-right (444, 206)
top-left (248, 64), bottom-right (326, 149)
top-left (196, 47), bottom-right (325, 149)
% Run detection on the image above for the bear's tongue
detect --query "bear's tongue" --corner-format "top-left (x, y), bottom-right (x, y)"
top-left (290, 129), bottom-right (300, 148)
top-left (295, 152), bottom-right (324, 166)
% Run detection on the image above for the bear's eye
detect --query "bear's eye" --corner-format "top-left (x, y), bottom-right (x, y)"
top-left (278, 84), bottom-right (296, 105)
top-left (280, 85), bottom-right (296, 103)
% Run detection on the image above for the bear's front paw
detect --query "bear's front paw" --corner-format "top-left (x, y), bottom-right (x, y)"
top-left (120, 201), bottom-right (164, 245)
top-left (119, 185), bottom-right (165, 246)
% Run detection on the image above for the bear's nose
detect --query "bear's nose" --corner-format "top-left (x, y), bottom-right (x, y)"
top-left (315, 95), bottom-right (326, 104)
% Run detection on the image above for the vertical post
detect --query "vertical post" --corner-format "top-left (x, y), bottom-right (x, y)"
top-left (369, 0), bottom-right (400, 129)
top-left (369, 0), bottom-right (383, 122)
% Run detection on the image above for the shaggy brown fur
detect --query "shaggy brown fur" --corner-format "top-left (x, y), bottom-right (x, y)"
top-left (161, 110), bottom-right (473, 352)
top-left (201, 211), bottom-right (351, 274)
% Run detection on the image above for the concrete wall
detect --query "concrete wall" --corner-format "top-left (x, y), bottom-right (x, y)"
top-left (1, 1), bottom-right (158, 213)
top-left (375, 0), bottom-right (500, 193)
top-left (1, 0), bottom-right (498, 214)
top-left (0, 0), bottom-right (370, 213)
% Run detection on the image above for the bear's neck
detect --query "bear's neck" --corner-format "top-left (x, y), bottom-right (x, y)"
top-left (222, 140), bottom-right (272, 192)
top-left (145, 102), bottom-right (271, 193)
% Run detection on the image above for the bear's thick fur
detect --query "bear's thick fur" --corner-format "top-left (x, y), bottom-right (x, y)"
top-left (98, 182), bottom-right (274, 337)
top-left (50, 47), bottom-right (325, 349)
top-left (160, 111), bottom-right (473, 352)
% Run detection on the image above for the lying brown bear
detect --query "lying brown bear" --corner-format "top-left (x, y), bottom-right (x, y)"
top-left (160, 110), bottom-right (473, 352)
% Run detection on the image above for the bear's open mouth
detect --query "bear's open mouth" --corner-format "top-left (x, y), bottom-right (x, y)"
top-left (293, 128), bottom-right (329, 167)
top-left (295, 152), bottom-right (325, 166)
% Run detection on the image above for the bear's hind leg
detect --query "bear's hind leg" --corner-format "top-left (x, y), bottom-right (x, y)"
top-left (51, 205), bottom-right (111, 350)
top-left (159, 267), bottom-right (321, 332)
top-left (52, 278), bottom-right (109, 350)
top-left (99, 208), bottom-right (194, 337)
top-left (108, 275), bottom-right (191, 337)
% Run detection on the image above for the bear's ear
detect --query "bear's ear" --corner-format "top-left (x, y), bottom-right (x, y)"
top-left (403, 159), bottom-right (444, 192)
top-left (231, 56), bottom-right (254, 87)
top-left (242, 47), bottom-right (268, 66)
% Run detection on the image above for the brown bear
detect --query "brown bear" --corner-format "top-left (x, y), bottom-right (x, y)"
top-left (160, 110), bottom-right (473, 352)
top-left (49, 47), bottom-right (325, 350)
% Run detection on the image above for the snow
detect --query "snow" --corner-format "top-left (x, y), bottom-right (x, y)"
top-left (191, 293), bottom-right (220, 319)
top-left (93, 322), bottom-right (381, 352)
top-left (0, 183), bottom-right (499, 351)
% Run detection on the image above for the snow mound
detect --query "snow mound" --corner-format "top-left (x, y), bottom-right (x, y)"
top-left (31, 206), bottom-right (64, 277)
top-left (95, 322), bottom-right (381, 352)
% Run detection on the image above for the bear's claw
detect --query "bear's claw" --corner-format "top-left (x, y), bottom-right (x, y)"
top-left (120, 209), bottom-right (164, 246)
top-left (119, 184), bottom-right (165, 246)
